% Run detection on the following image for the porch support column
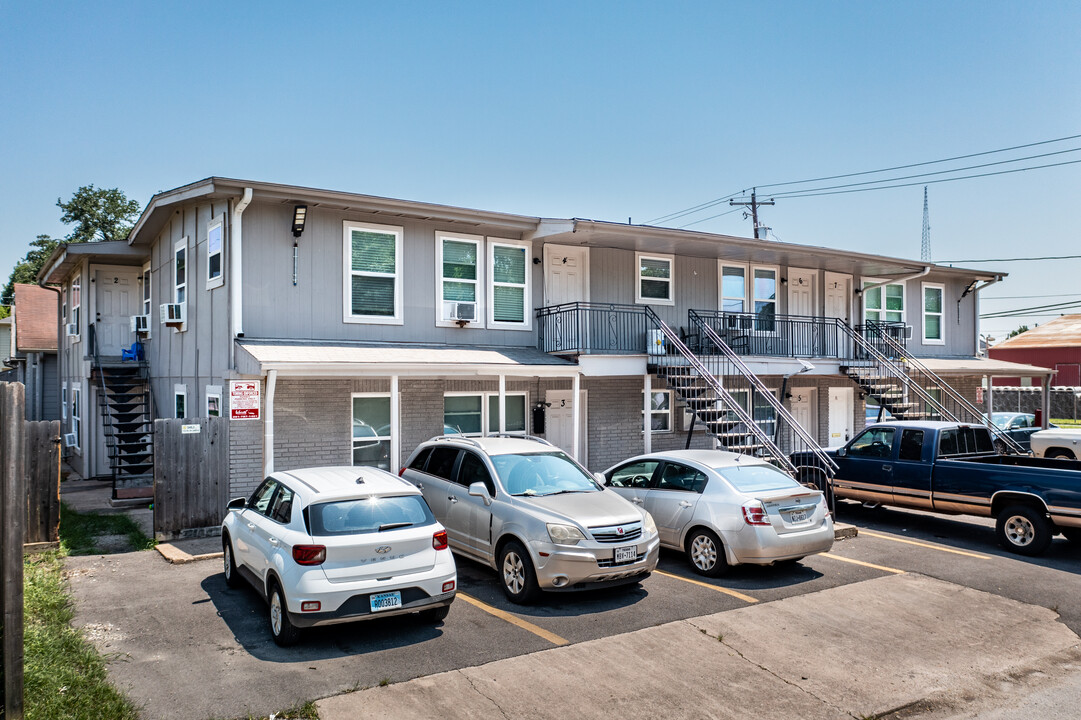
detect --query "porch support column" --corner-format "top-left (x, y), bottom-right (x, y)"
top-left (1042, 375), bottom-right (1051, 429)
top-left (986, 376), bottom-right (994, 419)
top-left (391, 375), bottom-right (400, 471)
top-left (572, 372), bottom-right (581, 460)
top-left (263, 370), bottom-right (277, 477)
top-left (498, 375), bottom-right (506, 434)
top-left (643, 373), bottom-right (652, 454)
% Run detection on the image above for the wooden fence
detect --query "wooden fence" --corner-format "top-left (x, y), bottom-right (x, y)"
top-left (153, 417), bottom-right (228, 540)
top-left (1, 382), bottom-right (26, 718)
top-left (26, 420), bottom-right (61, 546)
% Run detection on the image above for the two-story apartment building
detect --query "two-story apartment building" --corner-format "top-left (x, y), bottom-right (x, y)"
top-left (40, 177), bottom-right (1050, 499)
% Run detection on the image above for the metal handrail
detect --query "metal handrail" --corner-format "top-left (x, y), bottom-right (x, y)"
top-left (689, 310), bottom-right (839, 477)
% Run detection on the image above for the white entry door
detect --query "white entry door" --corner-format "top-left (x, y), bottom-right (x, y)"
top-left (827, 386), bottom-right (854, 448)
top-left (787, 268), bottom-right (817, 355)
top-left (545, 389), bottom-right (588, 466)
top-left (824, 272), bottom-right (852, 357)
top-left (789, 388), bottom-right (817, 445)
top-left (94, 268), bottom-right (141, 356)
top-left (544, 245), bottom-right (588, 306)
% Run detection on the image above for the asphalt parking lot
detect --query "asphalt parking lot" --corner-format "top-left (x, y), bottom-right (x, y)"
top-left (66, 502), bottom-right (1081, 720)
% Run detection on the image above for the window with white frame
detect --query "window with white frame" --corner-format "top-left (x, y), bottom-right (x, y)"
top-left (863, 280), bottom-right (905, 324)
top-left (720, 265), bottom-right (747, 313)
top-left (438, 233), bottom-right (481, 324)
top-left (643, 390), bottom-right (673, 432)
top-left (722, 388), bottom-right (777, 440)
top-left (443, 393), bottom-right (528, 436)
top-left (922, 282), bottom-right (944, 344)
top-left (489, 241), bottom-right (530, 327)
top-left (61, 288), bottom-right (67, 324)
top-left (636, 253), bottom-right (674, 305)
top-left (207, 216), bottom-right (224, 290)
top-left (61, 382), bottom-right (67, 420)
top-left (174, 384), bottom-right (187, 419)
top-left (174, 238), bottom-right (188, 305)
top-left (352, 394), bottom-right (392, 469)
top-left (206, 385), bottom-right (222, 417)
top-left (344, 222), bottom-right (403, 323)
top-left (752, 267), bottom-right (777, 331)
top-left (71, 275), bottom-right (81, 337)
top-left (71, 384), bottom-right (81, 450)
top-left (140, 262), bottom-right (151, 337)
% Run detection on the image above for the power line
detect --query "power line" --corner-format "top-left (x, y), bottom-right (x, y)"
top-left (677, 206), bottom-right (744, 229)
top-left (645, 190), bottom-right (744, 225)
top-left (936, 254), bottom-right (1081, 263)
top-left (980, 300), bottom-right (1081, 319)
top-left (983, 293), bottom-right (1081, 300)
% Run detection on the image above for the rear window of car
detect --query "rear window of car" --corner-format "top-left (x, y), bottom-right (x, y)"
top-left (307, 495), bottom-right (436, 536)
top-left (939, 427), bottom-right (995, 457)
top-left (716, 464), bottom-right (801, 494)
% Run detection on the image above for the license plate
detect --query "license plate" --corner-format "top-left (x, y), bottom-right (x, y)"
top-left (369, 591), bottom-right (402, 612)
top-left (614, 546), bottom-right (637, 564)
top-left (787, 509), bottom-right (810, 523)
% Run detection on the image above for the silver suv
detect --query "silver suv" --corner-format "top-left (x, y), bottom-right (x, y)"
top-left (401, 435), bottom-right (660, 603)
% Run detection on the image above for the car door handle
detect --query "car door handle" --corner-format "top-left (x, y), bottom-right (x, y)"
top-left (448, 496), bottom-right (458, 503)
top-left (269, 537), bottom-right (279, 546)
top-left (679, 500), bottom-right (693, 508)
top-left (246, 522), bottom-right (255, 529)
top-left (631, 497), bottom-right (643, 504)
top-left (415, 482), bottom-right (424, 491)
top-left (881, 465), bottom-right (892, 472)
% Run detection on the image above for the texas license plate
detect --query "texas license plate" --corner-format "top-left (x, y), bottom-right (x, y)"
top-left (614, 546), bottom-right (637, 564)
top-left (787, 509), bottom-right (810, 523)
top-left (369, 591), bottom-right (402, 612)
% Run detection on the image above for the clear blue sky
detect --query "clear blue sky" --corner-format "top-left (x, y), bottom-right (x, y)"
top-left (2, 1), bottom-right (1078, 339)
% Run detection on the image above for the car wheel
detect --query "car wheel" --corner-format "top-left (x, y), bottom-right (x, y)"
top-left (422, 604), bottom-right (451, 623)
top-left (996, 505), bottom-right (1053, 556)
top-left (1046, 449), bottom-right (1076, 460)
top-left (222, 536), bottom-right (244, 589)
top-left (1060, 528), bottom-right (1081, 544)
top-left (268, 581), bottom-right (301, 647)
top-left (498, 540), bottom-right (540, 604)
top-left (685, 528), bottom-right (729, 577)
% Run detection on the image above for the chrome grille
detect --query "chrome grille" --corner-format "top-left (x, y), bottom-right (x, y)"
top-left (589, 522), bottom-right (643, 543)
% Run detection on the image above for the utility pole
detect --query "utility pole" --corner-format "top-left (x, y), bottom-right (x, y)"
top-left (730, 188), bottom-right (775, 239)
top-left (921, 186), bottom-right (931, 262)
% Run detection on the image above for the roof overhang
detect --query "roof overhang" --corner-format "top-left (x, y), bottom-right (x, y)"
top-left (235, 340), bottom-right (580, 378)
top-left (128, 177), bottom-right (542, 246)
top-left (38, 241), bottom-right (149, 285)
top-left (528, 219), bottom-right (1004, 281)
top-left (918, 357), bottom-right (1054, 378)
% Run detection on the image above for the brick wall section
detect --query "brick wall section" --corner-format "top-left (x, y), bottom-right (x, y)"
top-left (273, 379), bottom-right (353, 472)
top-left (229, 414), bottom-right (265, 499)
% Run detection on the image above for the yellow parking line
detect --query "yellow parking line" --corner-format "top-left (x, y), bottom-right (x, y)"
top-left (858, 530), bottom-right (992, 560)
top-left (654, 570), bottom-right (758, 603)
top-left (821, 553), bottom-right (905, 575)
top-left (457, 593), bottom-right (569, 646)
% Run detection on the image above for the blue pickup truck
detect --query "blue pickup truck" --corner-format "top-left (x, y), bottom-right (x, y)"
top-left (792, 421), bottom-right (1081, 556)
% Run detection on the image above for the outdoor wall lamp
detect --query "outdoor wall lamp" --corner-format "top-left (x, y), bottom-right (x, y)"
top-left (292, 205), bottom-right (307, 238)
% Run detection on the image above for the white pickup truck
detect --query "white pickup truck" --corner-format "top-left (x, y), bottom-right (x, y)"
top-left (1030, 428), bottom-right (1081, 460)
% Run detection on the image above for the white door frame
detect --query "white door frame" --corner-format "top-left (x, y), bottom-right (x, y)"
top-left (827, 386), bottom-right (854, 448)
top-left (824, 271), bottom-right (852, 323)
top-left (546, 388), bottom-right (588, 466)
top-left (789, 387), bottom-right (818, 444)
top-left (543, 244), bottom-right (590, 306)
top-left (787, 267), bottom-right (818, 316)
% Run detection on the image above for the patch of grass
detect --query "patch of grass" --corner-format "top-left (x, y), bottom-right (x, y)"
top-left (213, 700), bottom-right (320, 720)
top-left (379, 678), bottom-right (390, 687)
top-left (24, 550), bottom-right (142, 720)
top-left (58, 502), bottom-right (154, 555)
top-left (1051, 418), bottom-right (1081, 428)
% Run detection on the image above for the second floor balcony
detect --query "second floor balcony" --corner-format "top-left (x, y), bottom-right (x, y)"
top-left (536, 302), bottom-right (908, 361)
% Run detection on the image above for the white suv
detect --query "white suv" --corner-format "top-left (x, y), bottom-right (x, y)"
top-left (401, 435), bottom-right (660, 604)
top-left (221, 466), bottom-right (457, 646)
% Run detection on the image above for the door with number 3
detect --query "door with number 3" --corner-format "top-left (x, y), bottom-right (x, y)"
top-left (545, 390), bottom-right (588, 466)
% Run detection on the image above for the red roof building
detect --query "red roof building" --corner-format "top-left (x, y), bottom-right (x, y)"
top-left (989, 314), bottom-right (1081, 386)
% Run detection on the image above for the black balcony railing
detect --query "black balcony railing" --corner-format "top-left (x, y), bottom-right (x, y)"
top-left (536, 302), bottom-right (650, 355)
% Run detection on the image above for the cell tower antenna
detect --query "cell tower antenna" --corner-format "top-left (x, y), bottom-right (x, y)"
top-left (921, 186), bottom-right (931, 261)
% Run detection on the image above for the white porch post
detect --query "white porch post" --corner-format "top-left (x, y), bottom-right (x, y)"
top-left (643, 373), bottom-right (652, 454)
top-left (1042, 376), bottom-right (1051, 429)
top-left (263, 370), bottom-right (277, 477)
top-left (391, 375), bottom-right (400, 471)
top-left (986, 376), bottom-right (994, 418)
top-left (572, 372), bottom-right (581, 460)
top-left (498, 374), bottom-right (506, 434)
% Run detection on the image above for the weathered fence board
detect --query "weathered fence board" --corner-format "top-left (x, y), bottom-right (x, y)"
top-left (1, 382), bottom-right (26, 718)
top-left (153, 417), bottom-right (228, 540)
top-left (26, 420), bottom-right (61, 545)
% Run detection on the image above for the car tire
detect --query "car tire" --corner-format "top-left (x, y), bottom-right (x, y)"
top-left (499, 540), bottom-right (540, 604)
top-left (1046, 449), bottom-right (1076, 460)
top-left (268, 581), bottom-right (301, 647)
top-left (222, 535), bottom-right (244, 589)
top-left (996, 504), bottom-right (1053, 556)
top-left (685, 528), bottom-right (729, 577)
top-left (422, 604), bottom-right (451, 623)
top-left (1060, 528), bottom-right (1081, 544)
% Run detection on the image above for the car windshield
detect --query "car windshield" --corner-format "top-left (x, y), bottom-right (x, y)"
top-left (988, 413), bottom-right (1016, 429)
top-left (308, 495), bottom-right (436, 536)
top-left (716, 464), bottom-right (802, 494)
top-left (490, 451), bottom-right (600, 496)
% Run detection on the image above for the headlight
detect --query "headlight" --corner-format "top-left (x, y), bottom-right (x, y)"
top-left (642, 512), bottom-right (657, 536)
top-left (547, 523), bottom-right (586, 545)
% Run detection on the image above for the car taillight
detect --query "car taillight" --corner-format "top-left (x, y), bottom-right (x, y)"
top-left (433, 530), bottom-right (448, 550)
top-left (301, 601), bottom-right (321, 612)
top-left (442, 580), bottom-right (455, 593)
top-left (292, 544), bottom-right (326, 565)
top-left (399, 467), bottom-right (406, 477)
top-left (742, 502), bottom-right (771, 526)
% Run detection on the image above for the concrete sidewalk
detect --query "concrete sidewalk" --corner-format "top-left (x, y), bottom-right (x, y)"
top-left (316, 573), bottom-right (1081, 720)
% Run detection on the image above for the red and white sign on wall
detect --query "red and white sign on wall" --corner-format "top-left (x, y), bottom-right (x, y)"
top-left (230, 380), bottom-right (261, 420)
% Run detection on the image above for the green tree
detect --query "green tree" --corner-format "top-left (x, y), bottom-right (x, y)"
top-left (1007, 324), bottom-right (1030, 339)
top-left (1, 235), bottom-right (58, 305)
top-left (57, 185), bottom-right (141, 243)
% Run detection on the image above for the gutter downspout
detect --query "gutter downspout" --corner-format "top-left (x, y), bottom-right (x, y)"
top-left (38, 279), bottom-right (63, 426)
top-left (263, 369), bottom-right (277, 477)
top-left (229, 188), bottom-right (254, 370)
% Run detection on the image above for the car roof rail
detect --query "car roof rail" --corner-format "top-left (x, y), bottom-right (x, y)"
top-left (488, 433), bottom-right (554, 446)
top-left (429, 435), bottom-right (484, 449)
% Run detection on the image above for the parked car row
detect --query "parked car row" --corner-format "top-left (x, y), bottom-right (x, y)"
top-left (222, 436), bottom-right (835, 645)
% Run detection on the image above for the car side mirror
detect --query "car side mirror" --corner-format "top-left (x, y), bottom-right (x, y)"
top-left (836, 447), bottom-right (846, 458)
top-left (468, 482), bottom-right (493, 506)
top-left (593, 471), bottom-right (608, 486)
top-left (227, 497), bottom-right (246, 510)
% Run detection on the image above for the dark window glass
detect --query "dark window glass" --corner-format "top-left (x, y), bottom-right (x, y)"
top-left (848, 427), bottom-right (896, 458)
top-left (309, 495), bottom-right (435, 536)
top-left (426, 447), bottom-right (460, 480)
top-left (969, 427), bottom-right (994, 454)
top-left (608, 460), bottom-right (660, 488)
top-left (249, 480), bottom-right (278, 516)
top-left (899, 430), bottom-right (924, 462)
top-left (458, 452), bottom-right (495, 496)
top-left (658, 463), bottom-right (708, 493)
top-left (938, 429), bottom-right (959, 457)
top-left (269, 485), bottom-right (294, 524)
top-left (409, 447), bottom-right (433, 471)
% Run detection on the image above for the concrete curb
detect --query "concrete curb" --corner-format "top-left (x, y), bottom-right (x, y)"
top-left (155, 543), bottom-right (223, 565)
top-left (833, 523), bottom-right (858, 540)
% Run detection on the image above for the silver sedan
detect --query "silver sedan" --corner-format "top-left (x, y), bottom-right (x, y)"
top-left (603, 450), bottom-right (834, 577)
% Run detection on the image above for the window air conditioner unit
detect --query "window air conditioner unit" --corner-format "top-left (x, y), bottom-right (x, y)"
top-left (63, 433), bottom-right (77, 448)
top-left (448, 301), bottom-right (476, 323)
top-left (904, 325), bottom-right (914, 340)
top-left (160, 303), bottom-right (186, 326)
top-left (65, 323), bottom-right (79, 338)
top-left (130, 314), bottom-right (150, 334)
